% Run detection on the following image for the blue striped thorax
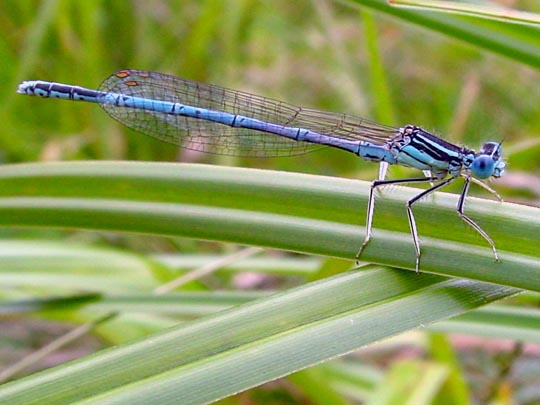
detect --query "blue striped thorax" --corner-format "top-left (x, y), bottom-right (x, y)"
top-left (391, 125), bottom-right (466, 178)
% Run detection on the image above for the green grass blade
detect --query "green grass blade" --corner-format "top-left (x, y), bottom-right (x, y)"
top-left (350, 0), bottom-right (540, 67)
top-left (0, 268), bottom-right (517, 404)
top-left (0, 162), bottom-right (538, 291)
top-left (0, 239), bottom-right (160, 292)
top-left (388, 0), bottom-right (540, 26)
top-left (432, 305), bottom-right (540, 342)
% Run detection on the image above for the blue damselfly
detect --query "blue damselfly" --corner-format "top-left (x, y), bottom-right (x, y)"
top-left (18, 69), bottom-right (505, 272)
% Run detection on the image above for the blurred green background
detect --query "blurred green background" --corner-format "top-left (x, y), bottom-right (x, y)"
top-left (1, 0), bottom-right (540, 403)
top-left (3, 0), bottom-right (539, 178)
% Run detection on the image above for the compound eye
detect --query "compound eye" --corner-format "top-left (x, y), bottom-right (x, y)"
top-left (471, 155), bottom-right (495, 179)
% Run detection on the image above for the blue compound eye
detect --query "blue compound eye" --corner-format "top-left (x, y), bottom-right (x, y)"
top-left (471, 155), bottom-right (496, 179)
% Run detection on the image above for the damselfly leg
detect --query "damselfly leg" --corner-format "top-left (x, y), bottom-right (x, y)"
top-left (469, 177), bottom-right (503, 201)
top-left (457, 177), bottom-right (500, 261)
top-left (356, 175), bottom-right (442, 271)
top-left (357, 174), bottom-right (500, 272)
top-left (405, 176), bottom-right (458, 273)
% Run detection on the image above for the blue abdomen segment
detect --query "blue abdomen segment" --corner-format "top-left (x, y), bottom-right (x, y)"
top-left (99, 92), bottom-right (372, 155)
top-left (17, 81), bottom-right (105, 103)
top-left (97, 70), bottom-right (401, 157)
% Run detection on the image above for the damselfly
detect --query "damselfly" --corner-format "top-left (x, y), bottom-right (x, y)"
top-left (17, 69), bottom-right (506, 272)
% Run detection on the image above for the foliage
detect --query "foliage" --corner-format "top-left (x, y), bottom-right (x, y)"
top-left (1, 0), bottom-right (539, 403)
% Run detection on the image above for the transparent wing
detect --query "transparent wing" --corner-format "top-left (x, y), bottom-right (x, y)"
top-left (99, 69), bottom-right (398, 157)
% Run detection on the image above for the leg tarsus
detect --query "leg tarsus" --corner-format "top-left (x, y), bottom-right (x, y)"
top-left (405, 176), bottom-right (458, 273)
top-left (356, 175), bottom-right (442, 268)
top-left (457, 177), bottom-right (500, 263)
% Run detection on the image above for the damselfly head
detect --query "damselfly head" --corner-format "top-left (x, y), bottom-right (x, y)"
top-left (470, 141), bottom-right (505, 179)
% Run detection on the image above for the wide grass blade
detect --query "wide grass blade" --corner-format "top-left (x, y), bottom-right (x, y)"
top-left (0, 162), bottom-right (538, 291)
top-left (0, 268), bottom-right (518, 404)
